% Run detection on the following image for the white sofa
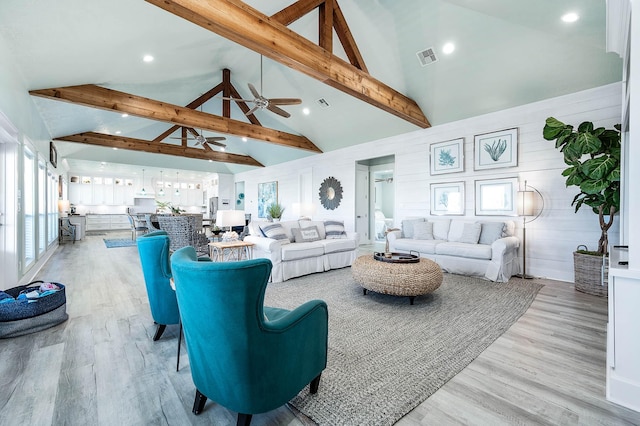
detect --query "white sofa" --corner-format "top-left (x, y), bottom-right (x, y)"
top-left (387, 218), bottom-right (520, 282)
top-left (244, 219), bottom-right (359, 283)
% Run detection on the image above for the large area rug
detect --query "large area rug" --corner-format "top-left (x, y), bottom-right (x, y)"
top-left (103, 238), bottom-right (136, 248)
top-left (263, 267), bottom-right (543, 426)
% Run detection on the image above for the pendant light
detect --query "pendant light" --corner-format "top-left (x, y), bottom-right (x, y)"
top-left (175, 172), bottom-right (180, 196)
top-left (158, 170), bottom-right (165, 196)
top-left (140, 169), bottom-right (146, 195)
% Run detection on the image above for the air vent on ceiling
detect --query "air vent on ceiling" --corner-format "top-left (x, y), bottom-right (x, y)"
top-left (416, 47), bottom-right (438, 66)
top-left (316, 98), bottom-right (330, 108)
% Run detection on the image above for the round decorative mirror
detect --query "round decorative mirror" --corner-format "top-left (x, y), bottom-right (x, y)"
top-left (319, 177), bottom-right (343, 210)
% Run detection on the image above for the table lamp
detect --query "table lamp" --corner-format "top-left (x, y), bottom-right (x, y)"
top-left (216, 210), bottom-right (246, 241)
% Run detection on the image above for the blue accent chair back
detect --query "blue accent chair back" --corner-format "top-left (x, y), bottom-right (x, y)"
top-left (170, 247), bottom-right (328, 425)
top-left (137, 230), bottom-right (179, 341)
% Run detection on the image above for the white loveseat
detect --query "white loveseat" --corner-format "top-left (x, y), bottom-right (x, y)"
top-left (387, 218), bottom-right (520, 282)
top-left (244, 219), bottom-right (359, 283)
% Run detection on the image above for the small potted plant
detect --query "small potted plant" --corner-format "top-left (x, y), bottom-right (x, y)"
top-left (543, 117), bottom-right (620, 296)
top-left (266, 203), bottom-right (285, 222)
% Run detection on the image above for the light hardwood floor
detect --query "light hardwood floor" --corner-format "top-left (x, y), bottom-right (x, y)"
top-left (1, 233), bottom-right (639, 426)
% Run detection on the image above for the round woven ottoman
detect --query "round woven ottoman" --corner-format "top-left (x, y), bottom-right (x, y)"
top-left (351, 255), bottom-right (443, 304)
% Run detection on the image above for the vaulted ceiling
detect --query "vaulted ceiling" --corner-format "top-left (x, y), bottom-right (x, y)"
top-left (0, 0), bottom-right (622, 178)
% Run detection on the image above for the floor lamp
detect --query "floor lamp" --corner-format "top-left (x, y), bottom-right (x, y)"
top-left (516, 180), bottom-right (544, 279)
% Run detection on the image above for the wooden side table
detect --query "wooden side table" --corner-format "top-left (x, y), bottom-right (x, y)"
top-left (208, 240), bottom-right (255, 262)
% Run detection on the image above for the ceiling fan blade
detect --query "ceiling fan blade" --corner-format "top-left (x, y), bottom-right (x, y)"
top-left (206, 140), bottom-right (227, 148)
top-left (267, 103), bottom-right (291, 118)
top-left (248, 83), bottom-right (260, 99)
top-left (245, 105), bottom-right (260, 116)
top-left (170, 136), bottom-right (194, 140)
top-left (205, 136), bottom-right (226, 142)
top-left (269, 98), bottom-right (302, 105)
top-left (220, 96), bottom-right (255, 103)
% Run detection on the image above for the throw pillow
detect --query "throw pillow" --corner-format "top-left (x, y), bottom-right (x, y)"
top-left (458, 222), bottom-right (482, 244)
top-left (412, 221), bottom-right (434, 240)
top-left (259, 223), bottom-right (290, 244)
top-left (478, 222), bottom-right (506, 245)
top-left (299, 219), bottom-right (326, 239)
top-left (292, 226), bottom-right (321, 243)
top-left (401, 218), bottom-right (425, 239)
top-left (324, 220), bottom-right (347, 239)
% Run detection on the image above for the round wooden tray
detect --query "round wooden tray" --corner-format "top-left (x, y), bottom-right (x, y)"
top-left (373, 252), bottom-right (420, 263)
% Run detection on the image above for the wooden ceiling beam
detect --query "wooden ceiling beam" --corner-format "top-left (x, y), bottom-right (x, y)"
top-left (55, 132), bottom-right (263, 167)
top-left (30, 84), bottom-right (321, 152)
top-left (270, 0), bottom-right (324, 25)
top-left (331, 1), bottom-right (367, 72)
top-left (319, 0), bottom-right (333, 53)
top-left (144, 0), bottom-right (430, 128)
top-left (153, 69), bottom-right (261, 142)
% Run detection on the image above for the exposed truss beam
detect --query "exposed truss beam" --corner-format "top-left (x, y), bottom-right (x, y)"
top-left (153, 68), bottom-right (261, 143)
top-left (30, 84), bottom-right (321, 152)
top-left (271, 0), bottom-right (367, 72)
top-left (55, 132), bottom-right (263, 167)
top-left (144, 0), bottom-right (430, 128)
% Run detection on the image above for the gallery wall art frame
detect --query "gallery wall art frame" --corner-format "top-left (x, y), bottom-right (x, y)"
top-left (430, 138), bottom-right (464, 175)
top-left (474, 128), bottom-right (518, 170)
top-left (258, 181), bottom-right (278, 218)
top-left (430, 181), bottom-right (465, 215)
top-left (475, 177), bottom-right (518, 216)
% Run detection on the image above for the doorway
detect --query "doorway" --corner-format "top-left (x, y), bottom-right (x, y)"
top-left (355, 155), bottom-right (395, 246)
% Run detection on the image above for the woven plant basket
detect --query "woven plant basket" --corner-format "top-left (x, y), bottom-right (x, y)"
top-left (573, 251), bottom-right (608, 297)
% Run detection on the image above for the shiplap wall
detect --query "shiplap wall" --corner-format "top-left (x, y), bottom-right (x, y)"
top-left (236, 83), bottom-right (622, 282)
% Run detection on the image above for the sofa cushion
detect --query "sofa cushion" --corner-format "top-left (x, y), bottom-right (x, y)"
top-left (281, 241), bottom-right (325, 261)
top-left (259, 223), bottom-right (291, 244)
top-left (325, 220), bottom-right (347, 239)
top-left (401, 218), bottom-right (425, 239)
top-left (299, 220), bottom-right (326, 239)
top-left (431, 219), bottom-right (451, 240)
top-left (320, 238), bottom-right (357, 254)
top-left (291, 226), bottom-right (321, 243)
top-left (392, 238), bottom-right (442, 255)
top-left (435, 242), bottom-right (492, 260)
top-left (413, 221), bottom-right (434, 240)
top-left (479, 222), bottom-right (506, 245)
top-left (459, 222), bottom-right (482, 244)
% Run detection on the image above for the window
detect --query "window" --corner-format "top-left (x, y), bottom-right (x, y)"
top-left (48, 170), bottom-right (58, 245)
top-left (38, 160), bottom-right (46, 255)
top-left (23, 148), bottom-right (35, 268)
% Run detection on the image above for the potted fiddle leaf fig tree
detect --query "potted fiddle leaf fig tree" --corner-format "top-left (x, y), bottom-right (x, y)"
top-left (543, 117), bottom-right (621, 296)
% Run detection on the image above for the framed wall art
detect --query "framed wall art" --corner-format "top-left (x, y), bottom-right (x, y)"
top-left (258, 181), bottom-right (278, 218)
top-left (430, 181), bottom-right (465, 215)
top-left (474, 177), bottom-right (518, 216)
top-left (474, 128), bottom-right (518, 170)
top-left (49, 142), bottom-right (58, 168)
top-left (430, 138), bottom-right (464, 175)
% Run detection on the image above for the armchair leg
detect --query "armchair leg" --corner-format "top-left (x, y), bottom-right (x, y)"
top-left (153, 324), bottom-right (166, 341)
top-left (237, 413), bottom-right (252, 426)
top-left (192, 389), bottom-right (207, 415)
top-left (176, 321), bottom-right (182, 372)
top-left (310, 373), bottom-right (322, 394)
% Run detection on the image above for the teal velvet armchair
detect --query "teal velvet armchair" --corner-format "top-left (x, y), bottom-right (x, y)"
top-left (136, 230), bottom-right (179, 341)
top-left (170, 247), bottom-right (328, 426)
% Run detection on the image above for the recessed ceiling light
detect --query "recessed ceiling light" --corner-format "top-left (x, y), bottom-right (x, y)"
top-left (561, 12), bottom-right (579, 23)
top-left (220, 147), bottom-right (225, 152)
top-left (442, 42), bottom-right (455, 55)
top-left (209, 159), bottom-right (213, 162)
top-left (242, 137), bottom-right (248, 142)
top-left (302, 107), bottom-right (310, 115)
top-left (121, 113), bottom-right (129, 118)
top-left (115, 130), bottom-right (121, 135)
top-left (143, 54), bottom-right (154, 63)
top-left (113, 147), bottom-right (118, 150)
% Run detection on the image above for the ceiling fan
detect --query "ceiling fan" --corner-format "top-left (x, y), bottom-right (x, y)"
top-left (169, 105), bottom-right (227, 150)
top-left (224, 56), bottom-right (301, 118)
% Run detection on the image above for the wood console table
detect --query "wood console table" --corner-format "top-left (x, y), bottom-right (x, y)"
top-left (208, 240), bottom-right (255, 262)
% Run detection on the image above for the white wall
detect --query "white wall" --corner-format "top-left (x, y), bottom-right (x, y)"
top-left (236, 83), bottom-right (622, 282)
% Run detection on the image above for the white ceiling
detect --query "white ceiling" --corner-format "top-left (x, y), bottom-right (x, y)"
top-left (0, 0), bottom-right (621, 178)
